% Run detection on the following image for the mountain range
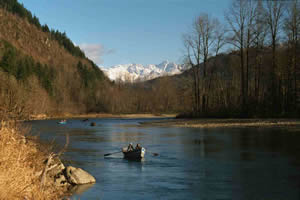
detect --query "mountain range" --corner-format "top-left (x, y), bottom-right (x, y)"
top-left (101, 61), bottom-right (184, 82)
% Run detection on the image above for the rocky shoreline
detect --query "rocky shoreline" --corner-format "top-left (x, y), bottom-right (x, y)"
top-left (40, 155), bottom-right (96, 189)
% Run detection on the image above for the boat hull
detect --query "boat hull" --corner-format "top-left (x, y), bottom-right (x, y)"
top-left (122, 147), bottom-right (146, 160)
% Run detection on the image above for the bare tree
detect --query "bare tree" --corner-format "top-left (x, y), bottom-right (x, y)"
top-left (207, 21), bottom-right (227, 110)
top-left (225, 0), bottom-right (256, 115)
top-left (183, 31), bottom-right (201, 113)
top-left (264, 0), bottom-right (285, 112)
top-left (183, 13), bottom-right (224, 115)
top-left (253, 0), bottom-right (267, 104)
top-left (284, 0), bottom-right (300, 111)
top-left (245, 0), bottom-right (256, 100)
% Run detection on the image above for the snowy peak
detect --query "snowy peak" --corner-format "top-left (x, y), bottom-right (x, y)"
top-left (101, 61), bottom-right (183, 82)
top-left (158, 61), bottom-right (181, 73)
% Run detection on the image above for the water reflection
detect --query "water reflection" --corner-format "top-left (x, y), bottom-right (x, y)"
top-left (108, 132), bottom-right (146, 143)
top-left (69, 183), bottom-right (95, 195)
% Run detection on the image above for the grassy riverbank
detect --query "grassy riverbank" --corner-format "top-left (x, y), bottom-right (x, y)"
top-left (140, 118), bottom-right (300, 129)
top-left (0, 122), bottom-right (65, 199)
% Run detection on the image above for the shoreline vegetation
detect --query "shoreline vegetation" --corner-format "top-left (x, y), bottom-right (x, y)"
top-left (0, 121), bottom-right (66, 199)
top-left (0, 121), bottom-right (96, 199)
top-left (29, 113), bottom-right (177, 120)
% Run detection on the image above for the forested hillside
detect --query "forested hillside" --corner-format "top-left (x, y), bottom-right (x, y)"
top-left (0, 1), bottom-right (112, 119)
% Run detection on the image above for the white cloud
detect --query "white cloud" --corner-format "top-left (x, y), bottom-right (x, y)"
top-left (79, 43), bottom-right (103, 64)
top-left (79, 43), bottom-right (116, 65)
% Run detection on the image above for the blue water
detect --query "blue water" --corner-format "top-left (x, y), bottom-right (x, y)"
top-left (28, 118), bottom-right (300, 200)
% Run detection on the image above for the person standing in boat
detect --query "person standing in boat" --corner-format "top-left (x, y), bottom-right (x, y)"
top-left (135, 143), bottom-right (141, 150)
top-left (127, 143), bottom-right (134, 152)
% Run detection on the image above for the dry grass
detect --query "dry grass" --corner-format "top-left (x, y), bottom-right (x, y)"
top-left (0, 121), bottom-right (64, 200)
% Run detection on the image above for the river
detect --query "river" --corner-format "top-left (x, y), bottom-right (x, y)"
top-left (28, 118), bottom-right (300, 200)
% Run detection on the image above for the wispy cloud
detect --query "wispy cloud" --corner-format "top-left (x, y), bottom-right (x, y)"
top-left (79, 43), bottom-right (103, 64)
top-left (79, 43), bottom-right (115, 65)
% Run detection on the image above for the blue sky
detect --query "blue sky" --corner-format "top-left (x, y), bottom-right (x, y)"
top-left (19, 0), bottom-right (230, 68)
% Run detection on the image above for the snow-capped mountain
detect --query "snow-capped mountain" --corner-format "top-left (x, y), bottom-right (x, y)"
top-left (101, 61), bottom-right (183, 82)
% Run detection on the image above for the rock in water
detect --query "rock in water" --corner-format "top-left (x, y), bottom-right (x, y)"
top-left (90, 122), bottom-right (96, 126)
top-left (65, 166), bottom-right (96, 185)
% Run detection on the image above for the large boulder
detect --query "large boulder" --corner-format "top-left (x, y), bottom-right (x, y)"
top-left (65, 166), bottom-right (96, 185)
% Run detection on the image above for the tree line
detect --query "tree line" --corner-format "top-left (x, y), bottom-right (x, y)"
top-left (180, 0), bottom-right (300, 117)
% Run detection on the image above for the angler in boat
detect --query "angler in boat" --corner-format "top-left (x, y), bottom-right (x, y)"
top-left (122, 143), bottom-right (146, 160)
top-left (104, 143), bottom-right (158, 158)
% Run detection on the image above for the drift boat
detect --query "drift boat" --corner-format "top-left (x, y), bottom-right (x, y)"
top-left (122, 147), bottom-right (146, 160)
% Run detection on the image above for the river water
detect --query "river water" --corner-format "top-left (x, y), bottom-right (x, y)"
top-left (28, 118), bottom-right (300, 200)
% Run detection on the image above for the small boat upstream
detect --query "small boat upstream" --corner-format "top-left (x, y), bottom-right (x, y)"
top-left (58, 119), bottom-right (67, 124)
